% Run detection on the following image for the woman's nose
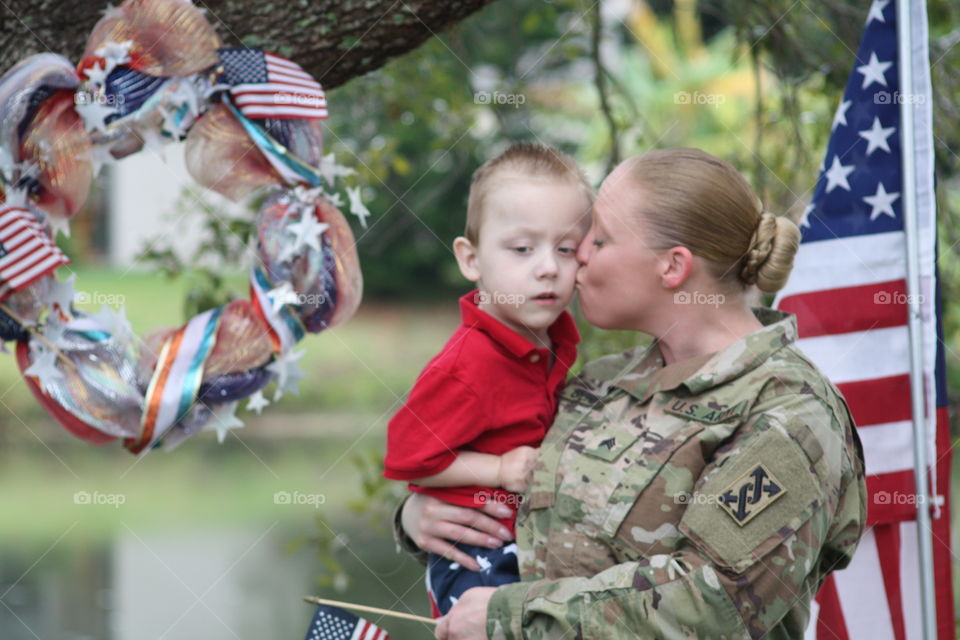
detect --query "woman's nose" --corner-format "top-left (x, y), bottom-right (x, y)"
top-left (576, 232), bottom-right (594, 266)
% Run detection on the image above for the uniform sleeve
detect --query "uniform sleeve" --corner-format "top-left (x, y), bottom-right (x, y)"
top-left (383, 366), bottom-right (490, 481)
top-left (486, 393), bottom-right (866, 639)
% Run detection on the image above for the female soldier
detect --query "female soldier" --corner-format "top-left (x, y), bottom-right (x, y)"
top-left (398, 148), bottom-right (866, 639)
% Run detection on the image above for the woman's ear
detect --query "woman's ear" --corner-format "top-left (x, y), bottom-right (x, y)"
top-left (453, 236), bottom-right (481, 282)
top-left (659, 246), bottom-right (694, 289)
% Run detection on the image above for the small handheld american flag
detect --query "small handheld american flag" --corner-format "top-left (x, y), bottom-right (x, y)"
top-left (218, 47), bottom-right (328, 120)
top-left (304, 604), bottom-right (389, 640)
top-left (0, 206), bottom-right (69, 302)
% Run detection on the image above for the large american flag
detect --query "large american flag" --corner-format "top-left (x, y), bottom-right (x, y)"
top-left (303, 604), bottom-right (389, 640)
top-left (218, 47), bottom-right (328, 120)
top-left (773, 1), bottom-right (954, 638)
top-left (0, 206), bottom-right (69, 302)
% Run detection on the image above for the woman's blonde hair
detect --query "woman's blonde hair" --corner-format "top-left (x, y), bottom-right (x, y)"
top-left (621, 148), bottom-right (800, 293)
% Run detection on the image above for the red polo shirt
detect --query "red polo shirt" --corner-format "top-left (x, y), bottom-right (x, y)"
top-left (383, 290), bottom-right (580, 533)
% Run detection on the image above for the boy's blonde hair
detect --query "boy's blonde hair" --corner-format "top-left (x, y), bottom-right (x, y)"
top-left (465, 142), bottom-right (593, 245)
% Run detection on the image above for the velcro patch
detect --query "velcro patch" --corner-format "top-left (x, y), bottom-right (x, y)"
top-left (717, 464), bottom-right (786, 526)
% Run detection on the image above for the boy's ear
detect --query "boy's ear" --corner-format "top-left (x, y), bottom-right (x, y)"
top-left (659, 246), bottom-right (694, 289)
top-left (453, 236), bottom-right (481, 283)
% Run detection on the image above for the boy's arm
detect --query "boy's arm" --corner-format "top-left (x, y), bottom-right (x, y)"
top-left (413, 446), bottom-right (539, 493)
top-left (412, 450), bottom-right (501, 488)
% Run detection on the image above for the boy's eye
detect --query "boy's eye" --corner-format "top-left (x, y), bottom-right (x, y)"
top-left (592, 239), bottom-right (605, 248)
top-left (558, 246), bottom-right (576, 255)
top-left (512, 246), bottom-right (531, 254)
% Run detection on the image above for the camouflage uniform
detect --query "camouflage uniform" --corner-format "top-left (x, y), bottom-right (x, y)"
top-left (394, 308), bottom-right (866, 638)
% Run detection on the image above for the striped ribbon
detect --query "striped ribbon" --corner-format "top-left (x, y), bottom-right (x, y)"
top-left (127, 306), bottom-right (223, 454)
top-left (223, 99), bottom-right (322, 187)
top-left (249, 266), bottom-right (305, 354)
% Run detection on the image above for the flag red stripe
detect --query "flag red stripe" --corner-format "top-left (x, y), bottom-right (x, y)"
top-left (837, 374), bottom-right (912, 426)
top-left (815, 575), bottom-right (851, 640)
top-left (875, 524), bottom-right (907, 640)
top-left (265, 73), bottom-right (322, 91)
top-left (778, 280), bottom-right (908, 339)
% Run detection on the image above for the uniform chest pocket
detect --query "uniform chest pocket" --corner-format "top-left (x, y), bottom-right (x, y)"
top-left (556, 419), bottom-right (708, 539)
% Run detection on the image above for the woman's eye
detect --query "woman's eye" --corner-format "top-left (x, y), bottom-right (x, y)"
top-left (592, 239), bottom-right (605, 248)
top-left (558, 246), bottom-right (576, 255)
top-left (513, 246), bottom-right (531, 254)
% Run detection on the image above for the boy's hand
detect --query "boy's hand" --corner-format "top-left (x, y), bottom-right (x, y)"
top-left (497, 446), bottom-right (538, 493)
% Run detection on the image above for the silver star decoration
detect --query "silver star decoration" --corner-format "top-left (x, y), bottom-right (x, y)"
top-left (84, 61), bottom-right (109, 86)
top-left (285, 211), bottom-right (329, 257)
top-left (823, 155), bottom-right (855, 193)
top-left (204, 401), bottom-right (244, 444)
top-left (324, 191), bottom-right (344, 208)
top-left (267, 349), bottom-right (306, 400)
top-left (95, 40), bottom-right (133, 72)
top-left (831, 99), bottom-right (851, 131)
top-left (46, 214), bottom-right (71, 239)
top-left (858, 116), bottom-right (895, 155)
top-left (267, 281), bottom-right (299, 311)
top-left (158, 106), bottom-right (184, 139)
top-left (25, 348), bottom-right (65, 391)
top-left (346, 185), bottom-right (370, 228)
top-left (47, 274), bottom-right (77, 315)
top-left (856, 51), bottom-right (892, 89)
top-left (101, 3), bottom-right (124, 19)
top-left (77, 98), bottom-right (117, 134)
top-left (863, 182), bottom-right (900, 221)
top-left (867, 0), bottom-right (889, 24)
top-left (319, 153), bottom-right (355, 186)
top-left (88, 304), bottom-right (127, 336)
top-left (87, 144), bottom-right (117, 177)
top-left (246, 390), bottom-right (270, 415)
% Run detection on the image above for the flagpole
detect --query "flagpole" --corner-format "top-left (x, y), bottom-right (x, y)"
top-left (896, 0), bottom-right (938, 638)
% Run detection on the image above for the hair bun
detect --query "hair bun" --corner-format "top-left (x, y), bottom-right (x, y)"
top-left (739, 212), bottom-right (800, 292)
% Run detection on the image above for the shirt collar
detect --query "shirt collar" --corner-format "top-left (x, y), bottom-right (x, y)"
top-left (459, 290), bottom-right (581, 358)
top-left (611, 307), bottom-right (798, 402)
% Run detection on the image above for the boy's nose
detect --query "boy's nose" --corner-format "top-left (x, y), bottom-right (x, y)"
top-left (535, 252), bottom-right (559, 278)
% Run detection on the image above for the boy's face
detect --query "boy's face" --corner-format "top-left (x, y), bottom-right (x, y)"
top-left (454, 177), bottom-right (591, 345)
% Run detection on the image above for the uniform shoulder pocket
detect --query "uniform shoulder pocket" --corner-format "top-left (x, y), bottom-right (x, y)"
top-left (678, 425), bottom-right (826, 574)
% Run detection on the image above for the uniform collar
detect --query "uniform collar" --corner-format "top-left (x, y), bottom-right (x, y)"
top-left (611, 307), bottom-right (797, 402)
top-left (459, 290), bottom-right (580, 358)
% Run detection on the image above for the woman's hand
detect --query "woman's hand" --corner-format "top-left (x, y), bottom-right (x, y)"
top-left (435, 587), bottom-right (496, 640)
top-left (401, 493), bottom-right (513, 570)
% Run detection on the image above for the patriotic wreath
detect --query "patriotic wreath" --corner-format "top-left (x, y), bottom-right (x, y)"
top-left (0, 0), bottom-right (365, 453)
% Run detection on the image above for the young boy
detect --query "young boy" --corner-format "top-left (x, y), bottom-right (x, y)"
top-left (383, 142), bottom-right (593, 617)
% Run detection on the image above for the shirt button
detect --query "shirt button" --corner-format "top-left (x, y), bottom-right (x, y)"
top-left (529, 353), bottom-right (541, 363)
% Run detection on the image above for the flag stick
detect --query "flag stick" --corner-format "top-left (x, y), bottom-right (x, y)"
top-left (0, 302), bottom-right (78, 373)
top-left (303, 596), bottom-right (438, 625)
top-left (896, 0), bottom-right (938, 638)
